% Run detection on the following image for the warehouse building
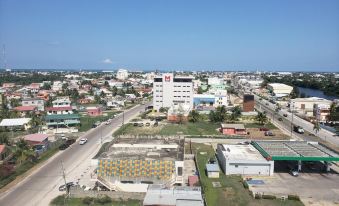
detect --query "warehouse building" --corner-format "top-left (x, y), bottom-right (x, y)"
top-left (216, 144), bottom-right (274, 176)
top-left (97, 136), bottom-right (185, 192)
top-left (267, 83), bottom-right (293, 98)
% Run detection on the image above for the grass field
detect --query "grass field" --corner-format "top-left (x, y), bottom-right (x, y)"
top-left (190, 143), bottom-right (304, 206)
top-left (244, 122), bottom-right (277, 129)
top-left (79, 111), bottom-right (121, 132)
top-left (113, 121), bottom-right (221, 136)
top-left (50, 195), bottom-right (141, 206)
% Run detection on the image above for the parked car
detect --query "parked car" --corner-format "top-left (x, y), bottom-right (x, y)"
top-left (283, 114), bottom-right (288, 117)
top-left (133, 122), bottom-right (138, 126)
top-left (259, 127), bottom-right (269, 131)
top-left (105, 119), bottom-right (112, 125)
top-left (60, 134), bottom-right (67, 140)
top-left (290, 170), bottom-right (299, 177)
top-left (79, 138), bottom-right (88, 145)
top-left (59, 182), bottom-right (75, 191)
top-left (278, 117), bottom-right (283, 121)
top-left (264, 131), bottom-right (275, 136)
top-left (145, 122), bottom-right (150, 127)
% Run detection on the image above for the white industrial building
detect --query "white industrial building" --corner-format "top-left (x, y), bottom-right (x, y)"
top-left (207, 77), bottom-right (224, 86)
top-left (290, 97), bottom-right (332, 117)
top-left (116, 69), bottom-right (129, 80)
top-left (217, 144), bottom-right (274, 176)
top-left (153, 73), bottom-right (193, 111)
top-left (267, 83), bottom-right (293, 98)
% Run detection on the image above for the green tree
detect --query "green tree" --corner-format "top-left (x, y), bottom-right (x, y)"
top-left (188, 110), bottom-right (200, 123)
top-left (313, 121), bottom-right (321, 134)
top-left (255, 112), bottom-right (268, 125)
top-left (0, 133), bottom-right (9, 145)
top-left (209, 106), bottom-right (227, 122)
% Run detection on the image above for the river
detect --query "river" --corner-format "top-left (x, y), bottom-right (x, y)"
top-left (297, 87), bottom-right (338, 100)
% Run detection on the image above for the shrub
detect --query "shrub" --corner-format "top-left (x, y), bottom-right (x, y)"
top-left (254, 193), bottom-right (262, 199)
top-left (50, 195), bottom-right (66, 205)
top-left (242, 180), bottom-right (249, 189)
top-left (95, 195), bottom-right (112, 204)
top-left (288, 195), bottom-right (300, 201)
top-left (262, 194), bottom-right (276, 200)
top-left (82, 196), bottom-right (94, 205)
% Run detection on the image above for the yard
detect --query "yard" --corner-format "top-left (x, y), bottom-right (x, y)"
top-left (113, 121), bottom-right (221, 136)
top-left (190, 143), bottom-right (304, 206)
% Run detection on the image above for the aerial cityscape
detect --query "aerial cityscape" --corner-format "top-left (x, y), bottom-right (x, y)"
top-left (0, 1), bottom-right (339, 206)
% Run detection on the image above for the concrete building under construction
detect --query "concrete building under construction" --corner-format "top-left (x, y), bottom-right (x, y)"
top-left (97, 136), bottom-right (185, 192)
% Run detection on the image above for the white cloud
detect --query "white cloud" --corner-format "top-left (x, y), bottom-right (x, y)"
top-left (102, 58), bottom-right (113, 64)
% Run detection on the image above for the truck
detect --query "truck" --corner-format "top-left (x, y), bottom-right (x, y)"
top-left (294, 126), bottom-right (305, 134)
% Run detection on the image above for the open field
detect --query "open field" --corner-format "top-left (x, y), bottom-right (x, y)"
top-left (114, 121), bottom-right (221, 136)
top-left (79, 111), bottom-right (121, 132)
top-left (190, 142), bottom-right (304, 206)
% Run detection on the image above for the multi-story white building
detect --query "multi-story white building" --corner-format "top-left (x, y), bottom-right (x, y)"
top-left (116, 69), bottom-right (129, 80)
top-left (52, 96), bottom-right (71, 107)
top-left (290, 97), bottom-right (332, 117)
top-left (153, 73), bottom-right (193, 111)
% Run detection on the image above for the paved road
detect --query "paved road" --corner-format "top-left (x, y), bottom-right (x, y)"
top-left (254, 94), bottom-right (339, 146)
top-left (0, 103), bottom-right (150, 206)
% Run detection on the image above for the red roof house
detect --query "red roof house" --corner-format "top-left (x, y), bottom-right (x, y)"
top-left (86, 107), bottom-right (103, 116)
top-left (23, 133), bottom-right (49, 146)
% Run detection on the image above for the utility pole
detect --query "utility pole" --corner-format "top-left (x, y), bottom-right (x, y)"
top-left (290, 103), bottom-right (294, 138)
top-left (61, 161), bottom-right (68, 206)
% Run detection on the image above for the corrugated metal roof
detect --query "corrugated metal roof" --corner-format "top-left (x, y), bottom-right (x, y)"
top-left (0, 118), bottom-right (31, 126)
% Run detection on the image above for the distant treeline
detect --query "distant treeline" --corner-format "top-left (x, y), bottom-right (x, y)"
top-left (0, 72), bottom-right (65, 86)
top-left (263, 74), bottom-right (339, 97)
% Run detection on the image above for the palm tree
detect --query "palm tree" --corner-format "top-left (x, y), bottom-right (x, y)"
top-left (188, 110), bottom-right (200, 123)
top-left (256, 112), bottom-right (268, 125)
top-left (15, 138), bottom-right (31, 165)
top-left (313, 121), bottom-right (321, 134)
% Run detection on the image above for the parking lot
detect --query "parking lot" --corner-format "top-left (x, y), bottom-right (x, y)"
top-left (249, 170), bottom-right (339, 206)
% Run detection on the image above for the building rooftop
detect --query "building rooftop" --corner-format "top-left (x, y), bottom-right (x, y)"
top-left (206, 164), bottom-right (220, 172)
top-left (143, 185), bottom-right (204, 206)
top-left (218, 144), bottom-right (268, 162)
top-left (23, 133), bottom-right (49, 142)
top-left (252, 141), bottom-right (339, 161)
top-left (45, 114), bottom-right (80, 120)
top-left (0, 118), bottom-right (31, 127)
top-left (99, 136), bottom-right (185, 161)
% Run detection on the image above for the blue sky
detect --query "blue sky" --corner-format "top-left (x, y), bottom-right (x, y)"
top-left (0, 0), bottom-right (338, 71)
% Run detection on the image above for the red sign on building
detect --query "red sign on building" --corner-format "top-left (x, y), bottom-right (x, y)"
top-left (164, 75), bottom-right (171, 82)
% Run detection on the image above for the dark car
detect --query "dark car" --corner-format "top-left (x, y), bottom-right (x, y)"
top-left (59, 182), bottom-right (75, 191)
top-left (59, 143), bottom-right (69, 150)
top-left (66, 139), bottom-right (76, 145)
top-left (283, 114), bottom-right (288, 117)
top-left (278, 117), bottom-right (283, 121)
top-left (92, 124), bottom-right (97, 128)
top-left (259, 127), bottom-right (269, 131)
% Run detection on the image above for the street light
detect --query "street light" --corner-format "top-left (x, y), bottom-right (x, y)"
top-left (290, 102), bottom-right (294, 138)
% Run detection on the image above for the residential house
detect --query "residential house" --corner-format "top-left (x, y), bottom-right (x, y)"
top-left (86, 106), bottom-right (102, 116)
top-left (0, 118), bottom-right (32, 130)
top-left (46, 106), bottom-right (73, 115)
top-left (52, 96), bottom-right (71, 107)
top-left (22, 98), bottom-right (44, 111)
top-left (220, 124), bottom-right (247, 135)
top-left (23, 133), bottom-right (49, 147)
top-left (14, 106), bottom-right (37, 117)
top-left (45, 114), bottom-right (80, 133)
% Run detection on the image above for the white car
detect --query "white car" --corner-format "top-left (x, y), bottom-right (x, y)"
top-left (105, 119), bottom-right (112, 125)
top-left (79, 138), bottom-right (88, 145)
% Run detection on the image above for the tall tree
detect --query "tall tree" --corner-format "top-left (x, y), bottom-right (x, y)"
top-left (188, 110), bottom-right (200, 123)
top-left (255, 112), bottom-right (268, 125)
top-left (313, 121), bottom-right (321, 134)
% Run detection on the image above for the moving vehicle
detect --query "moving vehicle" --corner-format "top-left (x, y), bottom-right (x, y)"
top-left (294, 126), bottom-right (305, 134)
top-left (79, 138), bottom-right (88, 145)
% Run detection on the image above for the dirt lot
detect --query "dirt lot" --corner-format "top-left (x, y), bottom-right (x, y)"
top-left (246, 128), bottom-right (290, 140)
top-left (249, 171), bottom-right (339, 206)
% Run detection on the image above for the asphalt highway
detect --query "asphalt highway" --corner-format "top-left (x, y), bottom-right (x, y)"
top-left (0, 103), bottom-right (150, 206)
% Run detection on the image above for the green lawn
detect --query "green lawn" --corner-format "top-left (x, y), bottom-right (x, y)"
top-left (191, 143), bottom-right (304, 206)
top-left (113, 121), bottom-right (221, 136)
top-left (50, 195), bottom-right (141, 206)
top-left (244, 122), bottom-right (277, 129)
top-left (79, 111), bottom-right (121, 132)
